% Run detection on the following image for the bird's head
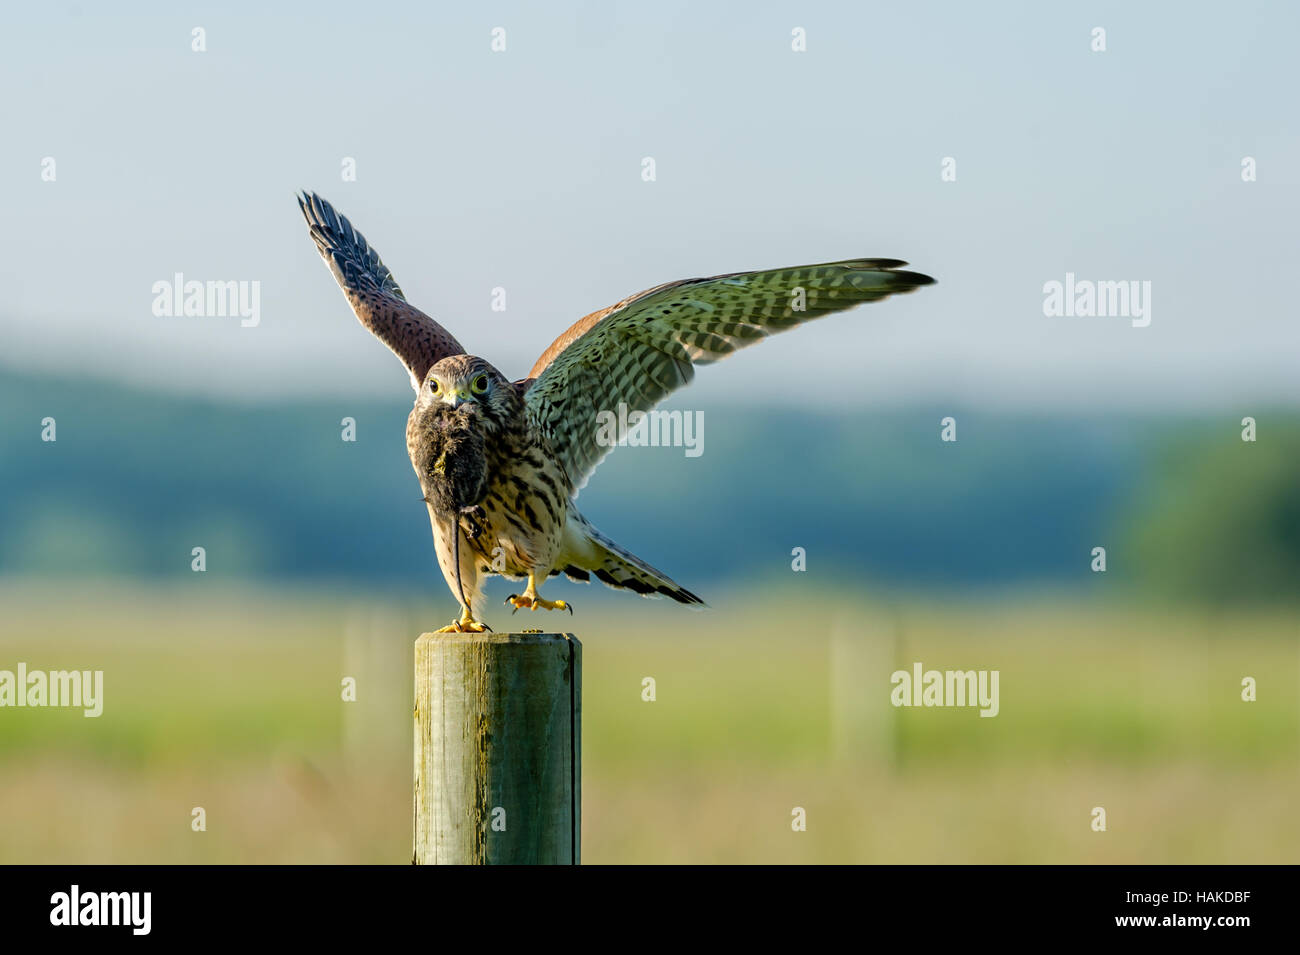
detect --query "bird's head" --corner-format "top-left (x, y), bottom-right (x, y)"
top-left (418, 355), bottom-right (516, 429)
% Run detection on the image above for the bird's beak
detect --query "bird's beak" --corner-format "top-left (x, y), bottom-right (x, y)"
top-left (445, 390), bottom-right (471, 408)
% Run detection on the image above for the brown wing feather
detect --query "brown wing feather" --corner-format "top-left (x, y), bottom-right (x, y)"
top-left (523, 280), bottom-right (682, 383)
top-left (298, 192), bottom-right (463, 390)
top-left (523, 259), bottom-right (934, 494)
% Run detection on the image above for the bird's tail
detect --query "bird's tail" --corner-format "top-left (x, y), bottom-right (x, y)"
top-left (557, 514), bottom-right (705, 607)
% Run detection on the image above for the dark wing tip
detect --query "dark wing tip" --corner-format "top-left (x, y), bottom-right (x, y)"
top-left (296, 191), bottom-right (348, 240)
top-left (843, 259), bottom-right (936, 286)
top-left (894, 269), bottom-right (936, 287)
top-left (846, 257), bottom-right (910, 270)
top-left (660, 583), bottom-right (707, 607)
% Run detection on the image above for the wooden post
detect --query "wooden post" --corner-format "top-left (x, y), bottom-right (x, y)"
top-left (413, 632), bottom-right (581, 864)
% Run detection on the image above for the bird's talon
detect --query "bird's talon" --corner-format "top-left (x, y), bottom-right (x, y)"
top-left (505, 593), bottom-right (549, 614)
top-left (501, 589), bottom-right (572, 618)
top-left (435, 617), bottom-right (490, 633)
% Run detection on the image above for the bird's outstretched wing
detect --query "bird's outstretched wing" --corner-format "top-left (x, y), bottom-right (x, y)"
top-left (522, 259), bottom-right (935, 494)
top-left (297, 192), bottom-right (463, 391)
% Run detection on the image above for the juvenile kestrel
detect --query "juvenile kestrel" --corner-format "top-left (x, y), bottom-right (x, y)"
top-left (298, 192), bottom-right (934, 631)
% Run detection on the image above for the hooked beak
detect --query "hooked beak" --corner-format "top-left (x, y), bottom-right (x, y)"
top-left (444, 390), bottom-right (472, 409)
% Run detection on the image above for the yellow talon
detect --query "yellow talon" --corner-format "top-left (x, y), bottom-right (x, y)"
top-left (504, 574), bottom-right (574, 616)
top-left (435, 610), bottom-right (490, 633)
top-left (504, 589), bottom-right (573, 615)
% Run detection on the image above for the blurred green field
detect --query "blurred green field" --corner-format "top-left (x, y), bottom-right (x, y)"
top-left (0, 581), bottom-right (1296, 863)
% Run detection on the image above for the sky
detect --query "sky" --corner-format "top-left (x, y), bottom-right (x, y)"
top-left (1, 0), bottom-right (1296, 410)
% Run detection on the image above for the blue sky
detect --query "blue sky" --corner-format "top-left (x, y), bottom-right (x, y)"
top-left (2, 1), bottom-right (1296, 409)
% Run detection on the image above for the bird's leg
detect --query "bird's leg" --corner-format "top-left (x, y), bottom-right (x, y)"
top-left (437, 515), bottom-right (490, 633)
top-left (505, 572), bottom-right (573, 615)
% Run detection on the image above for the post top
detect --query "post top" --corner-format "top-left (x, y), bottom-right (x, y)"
top-left (415, 631), bottom-right (579, 647)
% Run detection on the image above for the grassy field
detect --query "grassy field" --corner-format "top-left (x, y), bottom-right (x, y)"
top-left (0, 581), bottom-right (1296, 863)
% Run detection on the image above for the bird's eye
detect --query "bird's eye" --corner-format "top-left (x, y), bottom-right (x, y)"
top-left (428, 379), bottom-right (440, 394)
top-left (471, 374), bottom-right (489, 395)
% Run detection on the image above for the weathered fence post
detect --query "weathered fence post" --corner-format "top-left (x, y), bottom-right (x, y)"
top-left (413, 631), bottom-right (581, 864)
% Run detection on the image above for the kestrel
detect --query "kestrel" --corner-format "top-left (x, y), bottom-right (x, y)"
top-left (298, 192), bottom-right (934, 631)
